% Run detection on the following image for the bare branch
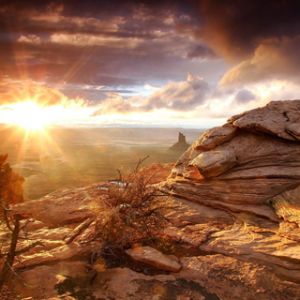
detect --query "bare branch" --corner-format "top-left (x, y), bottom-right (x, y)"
top-left (1, 203), bottom-right (13, 232)
top-left (134, 155), bottom-right (149, 173)
top-left (64, 217), bottom-right (94, 244)
top-left (0, 214), bottom-right (21, 290)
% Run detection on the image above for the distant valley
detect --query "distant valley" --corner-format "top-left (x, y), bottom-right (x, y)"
top-left (0, 126), bottom-right (202, 199)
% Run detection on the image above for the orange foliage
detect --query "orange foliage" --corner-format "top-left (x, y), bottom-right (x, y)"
top-left (0, 155), bottom-right (24, 207)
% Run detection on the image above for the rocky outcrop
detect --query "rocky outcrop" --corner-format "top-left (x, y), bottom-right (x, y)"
top-left (169, 132), bottom-right (190, 152)
top-left (14, 255), bottom-right (300, 300)
top-left (5, 100), bottom-right (300, 299)
top-left (160, 100), bottom-right (300, 285)
top-left (6, 183), bottom-right (300, 300)
top-left (227, 100), bottom-right (300, 141)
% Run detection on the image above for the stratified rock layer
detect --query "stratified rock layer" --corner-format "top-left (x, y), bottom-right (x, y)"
top-left (160, 100), bottom-right (300, 285)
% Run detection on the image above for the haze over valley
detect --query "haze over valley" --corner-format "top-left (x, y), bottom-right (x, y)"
top-left (0, 126), bottom-right (199, 199)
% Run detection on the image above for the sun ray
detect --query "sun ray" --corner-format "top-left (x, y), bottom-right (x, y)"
top-left (57, 47), bottom-right (96, 88)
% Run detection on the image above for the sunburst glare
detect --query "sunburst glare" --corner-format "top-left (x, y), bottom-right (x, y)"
top-left (4, 101), bottom-right (55, 132)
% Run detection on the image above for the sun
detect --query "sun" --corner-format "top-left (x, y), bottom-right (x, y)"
top-left (6, 101), bottom-right (54, 132)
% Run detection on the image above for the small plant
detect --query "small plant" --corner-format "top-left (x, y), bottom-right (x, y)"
top-left (92, 157), bottom-right (166, 250)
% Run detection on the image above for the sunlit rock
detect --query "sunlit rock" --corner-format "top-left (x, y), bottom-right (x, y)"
top-left (7, 100), bottom-right (300, 299)
top-left (189, 149), bottom-right (237, 178)
top-left (159, 100), bottom-right (300, 285)
top-left (194, 125), bottom-right (237, 151)
top-left (126, 246), bottom-right (181, 272)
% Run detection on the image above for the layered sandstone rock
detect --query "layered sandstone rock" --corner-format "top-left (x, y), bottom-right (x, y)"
top-left (160, 100), bottom-right (300, 285)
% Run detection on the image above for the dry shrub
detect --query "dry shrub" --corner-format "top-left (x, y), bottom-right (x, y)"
top-left (95, 157), bottom-right (166, 249)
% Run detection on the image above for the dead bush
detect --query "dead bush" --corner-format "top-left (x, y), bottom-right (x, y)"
top-left (93, 157), bottom-right (167, 250)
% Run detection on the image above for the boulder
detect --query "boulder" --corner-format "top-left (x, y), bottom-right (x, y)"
top-left (126, 246), bottom-right (181, 272)
top-left (189, 149), bottom-right (237, 178)
top-left (194, 124), bottom-right (237, 150)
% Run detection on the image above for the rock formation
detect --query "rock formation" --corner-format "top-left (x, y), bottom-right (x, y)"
top-left (4, 100), bottom-right (300, 299)
top-left (160, 100), bottom-right (300, 283)
top-left (169, 132), bottom-right (190, 152)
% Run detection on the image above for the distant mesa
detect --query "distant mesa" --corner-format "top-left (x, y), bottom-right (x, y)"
top-left (169, 132), bottom-right (190, 152)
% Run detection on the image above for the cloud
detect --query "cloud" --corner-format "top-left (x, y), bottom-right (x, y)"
top-left (185, 1), bottom-right (300, 86)
top-left (220, 36), bottom-right (300, 85)
top-left (92, 93), bottom-right (135, 115)
top-left (235, 89), bottom-right (256, 103)
top-left (93, 74), bottom-right (210, 115)
top-left (186, 44), bottom-right (216, 59)
top-left (144, 74), bottom-right (210, 110)
top-left (18, 34), bottom-right (42, 44)
top-left (198, 0), bottom-right (300, 59)
top-left (2, 0), bottom-right (300, 113)
top-left (0, 79), bottom-right (85, 107)
top-left (0, 0), bottom-right (222, 88)
top-left (92, 75), bottom-right (300, 123)
top-left (49, 33), bottom-right (143, 48)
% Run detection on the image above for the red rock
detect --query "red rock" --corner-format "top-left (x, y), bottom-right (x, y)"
top-left (126, 246), bottom-right (181, 272)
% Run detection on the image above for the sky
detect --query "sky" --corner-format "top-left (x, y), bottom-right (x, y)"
top-left (1, 0), bottom-right (300, 128)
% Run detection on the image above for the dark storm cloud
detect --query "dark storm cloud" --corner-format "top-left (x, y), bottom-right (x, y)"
top-left (220, 36), bottom-right (300, 85)
top-left (1, 0), bottom-right (300, 93)
top-left (0, 0), bottom-right (218, 93)
top-left (2, 1), bottom-right (300, 55)
top-left (198, 0), bottom-right (300, 58)
top-left (196, 0), bottom-right (300, 84)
